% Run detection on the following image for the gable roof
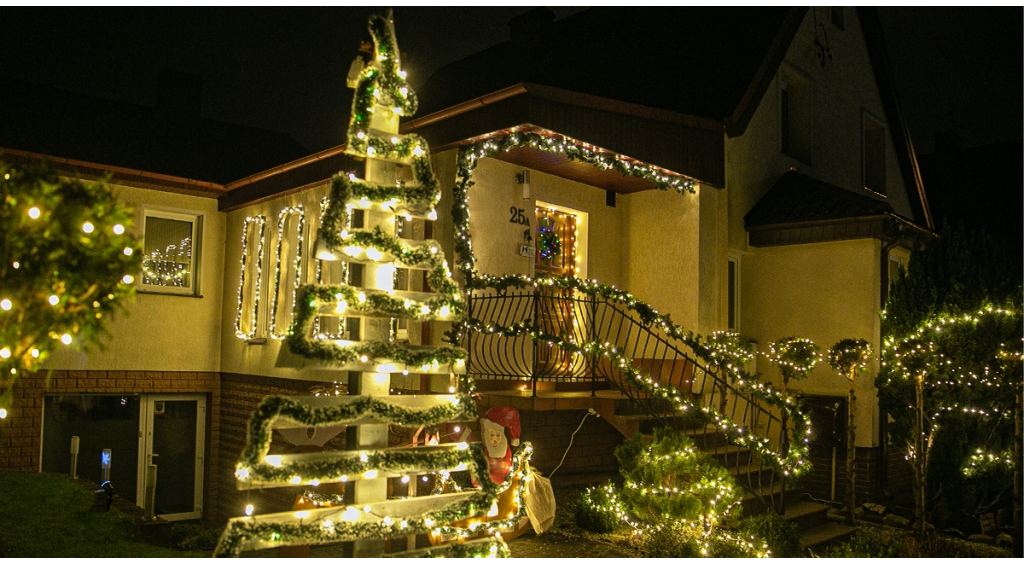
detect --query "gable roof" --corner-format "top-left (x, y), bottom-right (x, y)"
top-left (418, 7), bottom-right (796, 126)
top-left (0, 76), bottom-right (310, 185)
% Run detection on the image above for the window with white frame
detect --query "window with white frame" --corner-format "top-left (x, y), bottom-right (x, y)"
top-left (141, 209), bottom-right (201, 295)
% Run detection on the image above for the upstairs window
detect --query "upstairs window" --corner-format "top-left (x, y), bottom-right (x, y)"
top-left (781, 71), bottom-right (813, 165)
top-left (727, 255), bottom-right (740, 331)
top-left (831, 7), bottom-right (845, 30)
top-left (141, 209), bottom-right (200, 295)
top-left (863, 112), bottom-right (887, 195)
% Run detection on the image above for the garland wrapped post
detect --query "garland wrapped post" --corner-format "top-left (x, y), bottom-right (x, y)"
top-left (827, 338), bottom-right (872, 526)
top-left (217, 11), bottom-right (529, 558)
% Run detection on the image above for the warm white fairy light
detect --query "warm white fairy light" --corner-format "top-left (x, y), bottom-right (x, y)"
top-left (27, 207), bottom-right (40, 219)
top-left (269, 206), bottom-right (306, 338)
top-left (113, 224), bottom-right (125, 235)
top-left (234, 215), bottom-right (267, 339)
top-left (82, 221), bottom-right (94, 233)
top-left (0, 299), bottom-right (10, 311)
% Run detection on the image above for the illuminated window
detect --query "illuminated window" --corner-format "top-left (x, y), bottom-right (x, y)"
top-left (141, 209), bottom-right (200, 295)
top-left (863, 112), bottom-right (887, 195)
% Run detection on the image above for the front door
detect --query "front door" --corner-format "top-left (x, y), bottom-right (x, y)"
top-left (534, 205), bottom-right (577, 374)
top-left (138, 395), bottom-right (206, 520)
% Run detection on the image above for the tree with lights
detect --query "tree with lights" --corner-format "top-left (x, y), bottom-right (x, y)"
top-left (0, 158), bottom-right (141, 415)
top-left (215, 12), bottom-right (530, 558)
top-left (576, 428), bottom-right (769, 557)
top-left (828, 338), bottom-right (872, 526)
top-left (878, 224), bottom-right (1022, 541)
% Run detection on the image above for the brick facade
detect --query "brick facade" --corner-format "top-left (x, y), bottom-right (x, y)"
top-left (800, 443), bottom-right (915, 506)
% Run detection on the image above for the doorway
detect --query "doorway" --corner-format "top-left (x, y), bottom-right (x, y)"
top-left (137, 395), bottom-right (206, 520)
top-left (534, 204), bottom-right (584, 375)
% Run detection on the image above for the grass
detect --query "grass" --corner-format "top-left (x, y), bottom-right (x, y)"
top-left (0, 471), bottom-right (203, 558)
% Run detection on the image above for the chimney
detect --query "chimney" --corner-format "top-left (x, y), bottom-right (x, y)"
top-left (158, 69), bottom-right (203, 119)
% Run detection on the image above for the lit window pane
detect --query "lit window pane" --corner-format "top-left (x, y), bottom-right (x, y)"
top-left (143, 216), bottom-right (193, 288)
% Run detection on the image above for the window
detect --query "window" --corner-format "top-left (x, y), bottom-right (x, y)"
top-left (863, 112), bottom-right (887, 195)
top-left (888, 255), bottom-right (904, 289)
top-left (831, 7), bottom-right (845, 30)
top-left (727, 256), bottom-right (740, 331)
top-left (780, 70), bottom-right (813, 164)
top-left (141, 209), bottom-right (200, 295)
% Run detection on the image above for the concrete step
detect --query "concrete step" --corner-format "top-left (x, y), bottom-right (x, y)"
top-left (783, 500), bottom-right (832, 531)
top-left (799, 521), bottom-right (857, 553)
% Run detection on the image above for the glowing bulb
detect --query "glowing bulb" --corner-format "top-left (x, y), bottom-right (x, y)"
top-left (356, 131), bottom-right (365, 139)
top-left (28, 207), bottom-right (40, 219)
top-left (294, 511), bottom-right (309, 519)
top-left (122, 274), bottom-right (134, 284)
top-left (401, 475), bottom-right (410, 484)
top-left (82, 222), bottom-right (94, 233)
top-left (365, 248), bottom-right (383, 261)
top-left (342, 507), bottom-right (361, 522)
top-left (245, 504), bottom-right (254, 516)
top-left (412, 145), bottom-right (424, 157)
top-left (399, 87), bottom-right (408, 97)
top-left (30, 348), bottom-right (38, 358)
top-left (439, 305), bottom-right (450, 318)
top-left (265, 455), bottom-right (283, 467)
top-left (398, 70), bottom-right (407, 79)
top-left (289, 476), bottom-right (302, 484)
top-left (123, 247), bottom-right (133, 256)
top-left (356, 292), bottom-right (366, 303)
top-left (48, 295), bottom-right (59, 305)
top-left (112, 224), bottom-right (125, 235)
top-left (428, 210), bottom-right (438, 221)
top-left (61, 334), bottom-right (72, 345)
top-left (236, 468), bottom-right (250, 480)
top-left (12, 262), bottom-right (18, 269)
top-left (392, 107), bottom-right (402, 115)
top-left (0, 299), bottom-right (11, 311)
top-left (391, 136), bottom-right (399, 144)
top-left (366, 146), bottom-right (375, 156)
top-left (363, 470), bottom-right (378, 479)
top-left (0, 348), bottom-right (9, 359)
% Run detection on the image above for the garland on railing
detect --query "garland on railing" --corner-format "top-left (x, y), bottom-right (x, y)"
top-left (458, 313), bottom-right (810, 476)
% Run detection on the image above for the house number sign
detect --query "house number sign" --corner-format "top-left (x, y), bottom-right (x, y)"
top-left (509, 207), bottom-right (531, 226)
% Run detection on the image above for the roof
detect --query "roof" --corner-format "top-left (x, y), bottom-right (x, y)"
top-left (418, 7), bottom-right (795, 126)
top-left (0, 76), bottom-right (310, 185)
top-left (745, 170), bottom-right (893, 228)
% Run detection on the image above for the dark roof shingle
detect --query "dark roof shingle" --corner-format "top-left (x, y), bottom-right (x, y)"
top-left (745, 170), bottom-right (894, 228)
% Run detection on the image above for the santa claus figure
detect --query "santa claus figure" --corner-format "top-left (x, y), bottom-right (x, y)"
top-left (480, 406), bottom-right (520, 484)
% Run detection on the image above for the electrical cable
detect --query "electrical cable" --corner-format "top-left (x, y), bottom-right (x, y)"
top-left (548, 409), bottom-right (597, 478)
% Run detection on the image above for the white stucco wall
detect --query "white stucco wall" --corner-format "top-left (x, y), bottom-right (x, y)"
top-left (46, 185), bottom-right (226, 372)
top-left (742, 238), bottom-right (882, 447)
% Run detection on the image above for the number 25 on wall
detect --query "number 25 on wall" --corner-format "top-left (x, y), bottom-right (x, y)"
top-left (509, 207), bottom-right (531, 226)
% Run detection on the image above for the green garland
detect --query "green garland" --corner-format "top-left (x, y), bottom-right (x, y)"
top-left (386, 536), bottom-right (510, 558)
top-left (301, 284), bottom-right (463, 321)
top-left (285, 284), bottom-right (467, 368)
top-left (238, 394), bottom-right (478, 474)
top-left (536, 230), bottom-right (561, 261)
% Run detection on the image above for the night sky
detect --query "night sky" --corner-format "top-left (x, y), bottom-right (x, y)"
top-left (2, 7), bottom-right (1018, 154)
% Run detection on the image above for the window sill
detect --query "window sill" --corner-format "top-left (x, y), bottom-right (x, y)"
top-left (137, 289), bottom-right (203, 298)
top-left (245, 338), bottom-right (268, 346)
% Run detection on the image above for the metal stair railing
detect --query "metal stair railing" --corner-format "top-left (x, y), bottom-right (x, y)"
top-left (464, 285), bottom-right (794, 512)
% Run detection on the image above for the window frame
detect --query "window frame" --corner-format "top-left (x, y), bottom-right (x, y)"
top-left (727, 253), bottom-right (741, 332)
top-left (862, 110), bottom-right (887, 196)
top-left (139, 207), bottom-right (202, 296)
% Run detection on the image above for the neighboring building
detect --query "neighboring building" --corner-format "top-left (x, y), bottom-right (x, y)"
top-left (0, 7), bottom-right (933, 527)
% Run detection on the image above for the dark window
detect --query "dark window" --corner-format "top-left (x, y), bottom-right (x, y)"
top-left (831, 7), bottom-right (845, 30)
top-left (781, 76), bottom-right (813, 164)
top-left (863, 114), bottom-right (886, 195)
top-left (727, 259), bottom-right (737, 331)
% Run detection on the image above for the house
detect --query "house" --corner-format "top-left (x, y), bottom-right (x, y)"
top-left (0, 7), bottom-right (932, 530)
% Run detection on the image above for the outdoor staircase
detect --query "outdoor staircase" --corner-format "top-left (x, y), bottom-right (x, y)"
top-left (464, 282), bottom-right (856, 553)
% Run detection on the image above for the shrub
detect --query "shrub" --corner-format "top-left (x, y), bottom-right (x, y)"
top-left (574, 483), bottom-right (620, 533)
top-left (739, 513), bottom-right (801, 557)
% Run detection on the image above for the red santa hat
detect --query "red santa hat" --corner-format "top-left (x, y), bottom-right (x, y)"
top-left (483, 406), bottom-right (521, 447)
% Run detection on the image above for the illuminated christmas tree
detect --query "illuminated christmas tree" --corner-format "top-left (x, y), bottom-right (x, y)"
top-left (214, 11), bottom-right (528, 558)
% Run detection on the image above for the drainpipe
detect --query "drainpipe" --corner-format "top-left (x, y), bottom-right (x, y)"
top-left (877, 221), bottom-right (904, 497)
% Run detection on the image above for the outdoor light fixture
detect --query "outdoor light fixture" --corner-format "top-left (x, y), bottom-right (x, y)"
top-left (516, 170), bottom-right (531, 200)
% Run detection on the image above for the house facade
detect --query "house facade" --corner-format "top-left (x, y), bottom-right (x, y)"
top-left (0, 7), bottom-right (931, 525)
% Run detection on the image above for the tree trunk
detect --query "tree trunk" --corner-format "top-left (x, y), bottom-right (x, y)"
top-left (845, 374), bottom-right (856, 525)
top-left (1014, 380), bottom-right (1022, 558)
top-left (914, 374), bottom-right (927, 535)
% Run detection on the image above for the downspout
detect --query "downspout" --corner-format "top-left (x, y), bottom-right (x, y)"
top-left (877, 220), bottom-right (904, 497)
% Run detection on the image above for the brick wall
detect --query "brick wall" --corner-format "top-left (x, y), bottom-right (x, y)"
top-left (215, 373), bottom-right (315, 524)
top-left (0, 370), bottom-right (222, 522)
top-left (799, 443), bottom-right (917, 506)
top-left (516, 410), bottom-right (624, 478)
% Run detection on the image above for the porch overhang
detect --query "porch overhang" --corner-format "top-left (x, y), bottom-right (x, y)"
top-left (401, 83), bottom-right (725, 191)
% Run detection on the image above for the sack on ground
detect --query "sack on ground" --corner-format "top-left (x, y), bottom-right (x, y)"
top-left (524, 467), bottom-right (556, 534)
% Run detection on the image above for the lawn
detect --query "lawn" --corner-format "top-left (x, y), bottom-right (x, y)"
top-left (0, 471), bottom-right (202, 558)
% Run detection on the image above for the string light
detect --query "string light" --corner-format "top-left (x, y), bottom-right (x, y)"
top-left (268, 206), bottom-right (306, 338)
top-left (234, 215), bottom-right (266, 339)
